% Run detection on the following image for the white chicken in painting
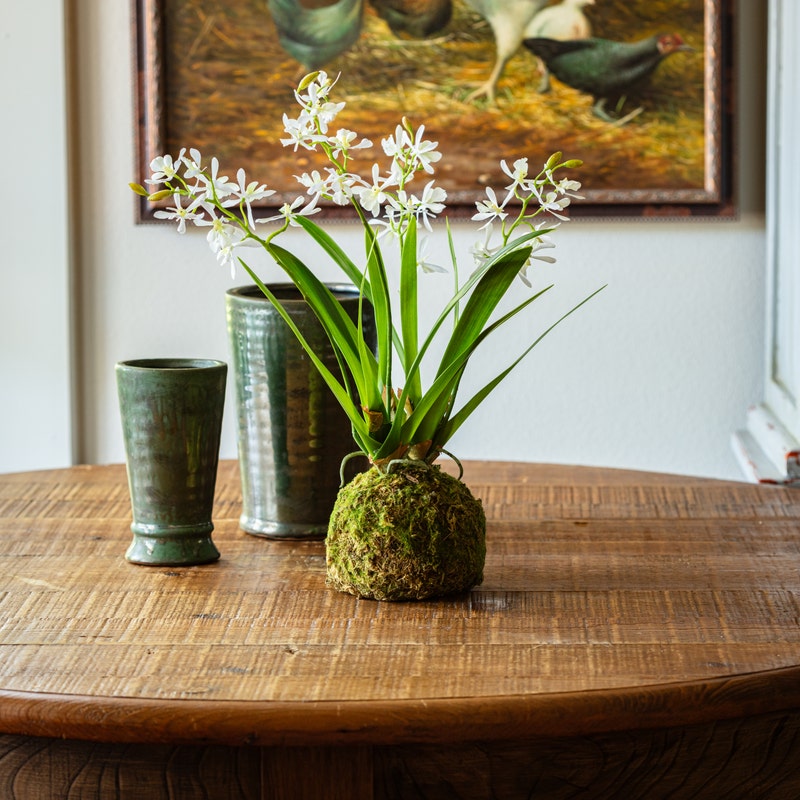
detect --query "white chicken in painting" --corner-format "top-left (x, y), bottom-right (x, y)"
top-left (463, 0), bottom-right (549, 102)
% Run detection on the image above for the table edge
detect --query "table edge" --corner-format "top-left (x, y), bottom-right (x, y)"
top-left (1, 665), bottom-right (798, 747)
top-left (0, 459), bottom-right (746, 486)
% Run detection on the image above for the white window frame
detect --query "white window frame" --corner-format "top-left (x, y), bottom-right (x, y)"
top-left (732, 0), bottom-right (800, 484)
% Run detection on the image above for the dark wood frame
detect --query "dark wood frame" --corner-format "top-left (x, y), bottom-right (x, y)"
top-left (132, 0), bottom-right (735, 222)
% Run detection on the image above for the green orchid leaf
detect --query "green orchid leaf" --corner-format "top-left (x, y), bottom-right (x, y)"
top-left (445, 219), bottom-right (460, 327)
top-left (378, 239), bottom-right (553, 454)
top-left (293, 210), bottom-right (408, 372)
top-left (401, 283), bottom-right (556, 446)
top-left (437, 246), bottom-right (532, 379)
top-left (363, 225), bottom-right (393, 398)
top-left (438, 286), bottom-right (607, 444)
top-left (293, 215), bottom-right (373, 303)
top-left (260, 243), bottom-right (383, 411)
top-left (399, 217), bottom-right (421, 405)
top-left (403, 229), bottom-right (551, 394)
top-left (240, 262), bottom-right (380, 450)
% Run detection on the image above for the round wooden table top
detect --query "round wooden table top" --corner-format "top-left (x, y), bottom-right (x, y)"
top-left (0, 460), bottom-right (799, 747)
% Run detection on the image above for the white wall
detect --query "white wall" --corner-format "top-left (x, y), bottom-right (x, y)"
top-left (0, 1), bottom-right (73, 472)
top-left (2, 1), bottom-right (768, 480)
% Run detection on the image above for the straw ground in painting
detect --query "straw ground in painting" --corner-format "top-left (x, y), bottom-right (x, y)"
top-left (161, 0), bottom-right (706, 208)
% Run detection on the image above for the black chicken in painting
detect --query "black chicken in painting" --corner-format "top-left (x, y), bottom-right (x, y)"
top-left (523, 33), bottom-right (693, 121)
top-left (369, 0), bottom-right (452, 39)
top-left (266, 0), bottom-right (363, 72)
top-left (524, 0), bottom-right (594, 93)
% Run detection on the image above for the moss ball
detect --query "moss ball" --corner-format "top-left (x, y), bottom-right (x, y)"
top-left (326, 463), bottom-right (486, 601)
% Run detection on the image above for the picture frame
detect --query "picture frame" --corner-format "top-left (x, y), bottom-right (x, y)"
top-left (132, 0), bottom-right (734, 222)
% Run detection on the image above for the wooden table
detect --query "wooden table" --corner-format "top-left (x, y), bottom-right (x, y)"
top-left (0, 461), bottom-right (799, 799)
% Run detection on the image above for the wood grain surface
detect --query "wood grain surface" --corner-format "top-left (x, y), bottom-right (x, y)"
top-left (0, 460), bottom-right (799, 798)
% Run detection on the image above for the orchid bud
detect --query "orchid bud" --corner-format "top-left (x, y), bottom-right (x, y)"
top-left (297, 71), bottom-right (320, 91)
top-left (147, 189), bottom-right (173, 202)
top-left (544, 152), bottom-right (563, 171)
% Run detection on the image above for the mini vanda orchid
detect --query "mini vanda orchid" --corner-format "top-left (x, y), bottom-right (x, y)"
top-left (132, 71), bottom-right (601, 475)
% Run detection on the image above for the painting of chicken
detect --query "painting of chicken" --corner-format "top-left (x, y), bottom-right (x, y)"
top-left (137, 0), bottom-right (731, 219)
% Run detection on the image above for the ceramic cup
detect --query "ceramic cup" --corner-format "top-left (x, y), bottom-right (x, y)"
top-left (116, 358), bottom-right (227, 565)
top-left (226, 285), bottom-right (375, 539)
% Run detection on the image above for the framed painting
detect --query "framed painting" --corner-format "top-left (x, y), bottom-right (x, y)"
top-left (133, 0), bottom-right (734, 222)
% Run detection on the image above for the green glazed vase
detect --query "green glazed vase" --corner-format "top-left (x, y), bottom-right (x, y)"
top-left (226, 284), bottom-right (375, 539)
top-left (116, 358), bottom-right (227, 566)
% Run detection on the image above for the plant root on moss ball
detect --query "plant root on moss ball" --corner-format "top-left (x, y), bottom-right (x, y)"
top-left (326, 462), bottom-right (486, 601)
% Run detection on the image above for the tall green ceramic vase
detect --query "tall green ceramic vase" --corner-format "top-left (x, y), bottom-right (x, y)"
top-left (226, 284), bottom-right (375, 539)
top-left (116, 358), bottom-right (227, 566)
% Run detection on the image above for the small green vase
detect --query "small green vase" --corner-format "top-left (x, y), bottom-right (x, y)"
top-left (116, 358), bottom-right (227, 566)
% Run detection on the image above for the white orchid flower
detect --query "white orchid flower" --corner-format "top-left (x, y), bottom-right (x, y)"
top-left (355, 164), bottom-right (391, 217)
top-left (406, 125), bottom-right (442, 173)
top-left (473, 186), bottom-right (508, 229)
top-left (153, 192), bottom-right (203, 233)
top-left (469, 222), bottom-right (499, 269)
top-left (147, 149), bottom-right (185, 185)
top-left (417, 235), bottom-right (447, 274)
top-left (410, 181), bottom-right (447, 231)
top-left (222, 168), bottom-right (275, 227)
top-left (329, 128), bottom-right (372, 159)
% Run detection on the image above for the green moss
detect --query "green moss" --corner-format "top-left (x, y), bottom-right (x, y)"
top-left (326, 463), bottom-right (486, 601)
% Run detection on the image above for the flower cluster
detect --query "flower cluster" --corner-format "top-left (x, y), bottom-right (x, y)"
top-left (131, 70), bottom-right (596, 470)
top-left (135, 71), bottom-right (582, 283)
top-left (471, 153), bottom-right (583, 285)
